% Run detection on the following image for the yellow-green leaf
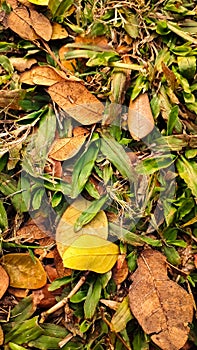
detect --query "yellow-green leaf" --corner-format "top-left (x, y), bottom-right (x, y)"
top-left (111, 296), bottom-right (133, 332)
top-left (28, 0), bottom-right (49, 5)
top-left (1, 253), bottom-right (47, 289)
top-left (62, 234), bottom-right (119, 273)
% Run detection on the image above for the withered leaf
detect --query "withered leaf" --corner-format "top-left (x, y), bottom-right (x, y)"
top-left (29, 9), bottom-right (52, 41)
top-left (10, 57), bottom-right (37, 72)
top-left (128, 93), bottom-right (155, 140)
top-left (0, 325), bottom-right (4, 346)
top-left (48, 81), bottom-right (104, 125)
top-left (20, 65), bottom-right (67, 86)
top-left (49, 129), bottom-right (89, 161)
top-left (0, 89), bottom-right (25, 110)
top-left (51, 23), bottom-right (68, 40)
top-left (0, 265), bottom-right (9, 299)
top-left (112, 255), bottom-right (128, 285)
top-left (7, 7), bottom-right (38, 41)
top-left (129, 249), bottom-right (193, 350)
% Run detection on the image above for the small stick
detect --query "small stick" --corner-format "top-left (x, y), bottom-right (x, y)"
top-left (40, 271), bottom-right (89, 323)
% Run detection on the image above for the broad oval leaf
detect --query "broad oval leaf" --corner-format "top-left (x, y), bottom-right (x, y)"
top-left (56, 198), bottom-right (119, 273)
top-left (1, 253), bottom-right (47, 289)
top-left (48, 81), bottom-right (104, 125)
top-left (129, 249), bottom-right (193, 350)
top-left (20, 66), bottom-right (67, 86)
top-left (49, 135), bottom-right (88, 161)
top-left (62, 234), bottom-right (119, 273)
top-left (128, 93), bottom-right (155, 140)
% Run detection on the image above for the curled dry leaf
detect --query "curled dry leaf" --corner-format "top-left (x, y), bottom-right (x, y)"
top-left (49, 128), bottom-right (89, 161)
top-left (56, 197), bottom-right (119, 273)
top-left (0, 265), bottom-right (9, 299)
top-left (48, 81), bottom-right (104, 125)
top-left (1, 253), bottom-right (47, 289)
top-left (9, 57), bottom-right (37, 72)
top-left (112, 255), bottom-right (128, 285)
top-left (128, 93), bottom-right (155, 140)
top-left (20, 65), bottom-right (68, 86)
top-left (129, 249), bottom-right (193, 350)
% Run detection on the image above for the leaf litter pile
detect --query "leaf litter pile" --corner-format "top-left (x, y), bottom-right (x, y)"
top-left (0, 0), bottom-right (197, 349)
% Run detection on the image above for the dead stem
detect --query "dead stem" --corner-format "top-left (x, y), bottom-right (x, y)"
top-left (40, 271), bottom-right (89, 323)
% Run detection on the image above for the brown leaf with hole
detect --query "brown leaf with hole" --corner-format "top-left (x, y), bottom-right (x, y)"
top-left (1, 253), bottom-right (47, 289)
top-left (10, 57), bottom-right (37, 72)
top-left (0, 265), bottom-right (9, 299)
top-left (49, 130), bottom-right (89, 161)
top-left (129, 249), bottom-right (193, 350)
top-left (29, 9), bottom-right (52, 41)
top-left (20, 66), bottom-right (68, 86)
top-left (128, 93), bottom-right (155, 140)
top-left (7, 7), bottom-right (38, 41)
top-left (48, 81), bottom-right (104, 125)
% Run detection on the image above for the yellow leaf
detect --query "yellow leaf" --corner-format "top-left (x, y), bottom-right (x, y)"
top-left (62, 234), bottom-right (119, 273)
top-left (56, 198), bottom-right (119, 273)
top-left (128, 93), bottom-right (155, 140)
top-left (56, 197), bottom-right (108, 256)
top-left (27, 0), bottom-right (49, 5)
top-left (1, 253), bottom-right (47, 289)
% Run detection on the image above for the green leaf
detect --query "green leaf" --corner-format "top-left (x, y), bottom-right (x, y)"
top-left (71, 141), bottom-right (100, 198)
top-left (84, 277), bottom-right (102, 319)
top-left (176, 156), bottom-right (197, 197)
top-left (100, 134), bottom-right (136, 183)
top-left (0, 173), bottom-right (27, 212)
top-left (0, 55), bottom-right (13, 74)
top-left (51, 191), bottom-right (63, 208)
top-left (111, 296), bottom-right (132, 333)
top-left (163, 245), bottom-right (181, 265)
top-left (8, 343), bottom-right (27, 350)
top-left (0, 201), bottom-right (8, 230)
top-left (32, 188), bottom-right (45, 210)
top-left (167, 105), bottom-right (179, 135)
top-left (5, 316), bottom-right (43, 344)
top-left (48, 275), bottom-right (75, 291)
top-left (74, 195), bottom-right (108, 232)
top-left (167, 21), bottom-right (197, 44)
top-left (136, 154), bottom-right (175, 175)
top-left (177, 56), bottom-right (196, 80)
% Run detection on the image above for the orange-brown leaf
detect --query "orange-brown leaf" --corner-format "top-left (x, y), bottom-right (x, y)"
top-left (129, 249), bottom-right (193, 350)
top-left (30, 9), bottom-right (52, 41)
top-left (112, 255), bottom-right (128, 285)
top-left (1, 253), bottom-right (47, 289)
top-left (20, 66), bottom-right (68, 86)
top-left (48, 81), bottom-right (104, 125)
top-left (128, 93), bottom-right (155, 140)
top-left (7, 7), bottom-right (38, 41)
top-left (49, 134), bottom-right (88, 161)
top-left (0, 265), bottom-right (9, 299)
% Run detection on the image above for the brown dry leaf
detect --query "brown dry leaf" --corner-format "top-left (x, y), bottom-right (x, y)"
top-left (0, 325), bottom-right (4, 346)
top-left (75, 35), bottom-right (109, 48)
top-left (128, 93), bottom-right (155, 140)
top-left (10, 57), bottom-right (37, 72)
top-left (34, 236), bottom-right (55, 258)
top-left (0, 89), bottom-right (25, 110)
top-left (112, 255), bottom-right (128, 285)
top-left (1, 253), bottom-right (47, 289)
top-left (32, 284), bottom-right (59, 309)
top-left (49, 131), bottom-right (89, 161)
top-left (29, 9), bottom-right (52, 41)
top-left (129, 249), bottom-right (193, 350)
top-left (48, 81), bottom-right (104, 125)
top-left (44, 264), bottom-right (58, 282)
top-left (0, 265), bottom-right (9, 299)
top-left (53, 247), bottom-right (72, 278)
top-left (20, 65), bottom-right (67, 86)
top-left (51, 23), bottom-right (68, 40)
top-left (7, 7), bottom-right (38, 41)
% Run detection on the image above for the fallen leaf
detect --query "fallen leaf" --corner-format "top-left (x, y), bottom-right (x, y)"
top-left (8, 287), bottom-right (28, 298)
top-left (29, 9), bottom-right (52, 41)
top-left (0, 325), bottom-right (4, 346)
top-left (49, 134), bottom-right (88, 161)
top-left (9, 57), bottom-right (37, 72)
top-left (62, 234), bottom-right (119, 273)
top-left (129, 249), bottom-right (193, 350)
top-left (44, 265), bottom-right (58, 282)
top-left (0, 265), bottom-right (9, 299)
top-left (51, 23), bottom-right (68, 40)
top-left (128, 93), bottom-right (155, 140)
top-left (28, 0), bottom-right (49, 6)
top-left (59, 45), bottom-right (77, 73)
top-left (20, 65), bottom-right (67, 86)
top-left (56, 197), bottom-right (119, 273)
top-left (53, 248), bottom-right (72, 278)
top-left (32, 284), bottom-right (60, 309)
top-left (16, 220), bottom-right (51, 243)
top-left (7, 7), bottom-right (38, 41)
top-left (48, 81), bottom-right (104, 125)
top-left (112, 255), bottom-right (128, 285)
top-left (0, 89), bottom-right (26, 110)
top-left (1, 253), bottom-right (47, 289)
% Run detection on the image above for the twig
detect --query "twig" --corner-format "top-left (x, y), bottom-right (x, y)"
top-left (40, 271), bottom-right (89, 323)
